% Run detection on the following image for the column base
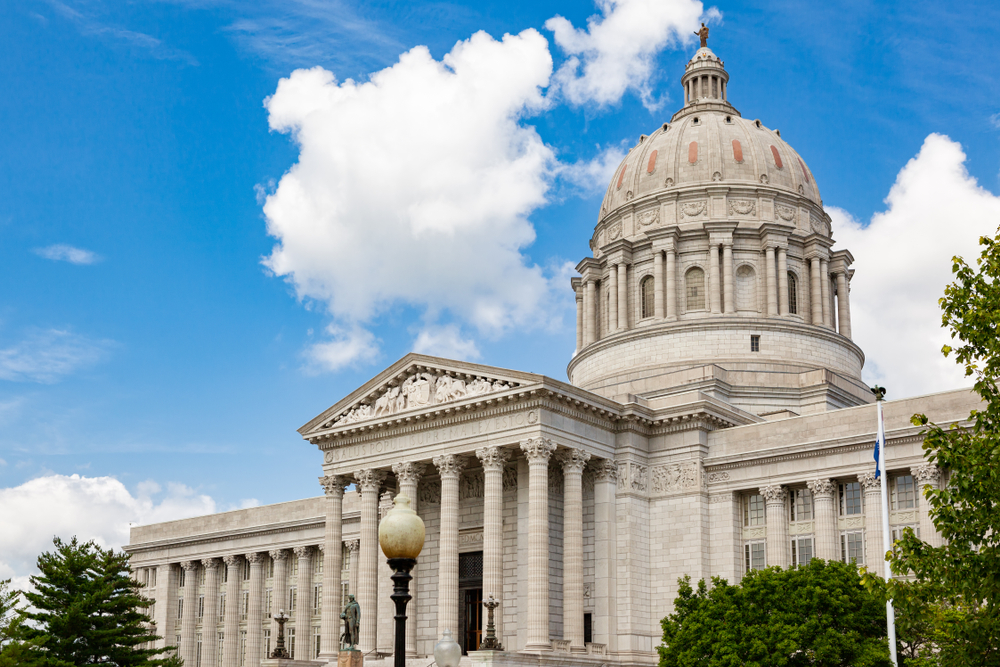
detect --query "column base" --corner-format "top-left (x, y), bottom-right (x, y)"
top-left (521, 643), bottom-right (553, 652)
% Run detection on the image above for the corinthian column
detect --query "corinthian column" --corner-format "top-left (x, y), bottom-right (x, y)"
top-left (377, 493), bottom-right (395, 655)
top-left (294, 546), bottom-right (313, 652)
top-left (609, 265), bottom-right (619, 331)
top-left (807, 479), bottom-right (837, 561)
top-left (584, 280), bottom-right (596, 345)
top-left (722, 242), bottom-right (734, 314)
top-left (354, 468), bottom-right (386, 654)
top-left (810, 257), bottom-right (822, 325)
top-left (653, 251), bottom-right (664, 319)
top-left (777, 248), bottom-right (789, 315)
top-left (269, 550), bottom-right (289, 644)
top-left (391, 462), bottom-right (425, 657)
top-left (560, 449), bottom-right (591, 652)
top-left (179, 561), bottom-right (199, 667)
top-left (617, 263), bottom-right (628, 329)
top-left (709, 244), bottom-right (721, 314)
top-left (202, 559), bottom-right (221, 667)
top-left (860, 473), bottom-right (885, 577)
top-left (912, 464), bottom-right (941, 547)
top-left (476, 446), bottom-right (509, 640)
top-left (820, 258), bottom-right (832, 327)
top-left (765, 247), bottom-right (778, 317)
top-left (575, 289), bottom-right (583, 352)
top-left (245, 553), bottom-right (266, 666)
top-left (837, 271), bottom-right (852, 337)
top-left (433, 454), bottom-right (465, 637)
top-left (666, 247), bottom-right (677, 319)
top-left (347, 540), bottom-right (360, 599)
top-left (760, 485), bottom-right (788, 568)
top-left (520, 437), bottom-right (557, 651)
top-left (221, 556), bottom-right (241, 667)
top-left (592, 460), bottom-right (618, 652)
top-left (319, 475), bottom-right (347, 659)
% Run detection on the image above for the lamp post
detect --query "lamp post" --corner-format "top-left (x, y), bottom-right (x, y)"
top-left (270, 609), bottom-right (290, 659)
top-left (378, 494), bottom-right (425, 667)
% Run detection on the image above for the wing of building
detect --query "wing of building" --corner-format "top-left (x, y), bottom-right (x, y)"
top-left (126, 41), bottom-right (976, 667)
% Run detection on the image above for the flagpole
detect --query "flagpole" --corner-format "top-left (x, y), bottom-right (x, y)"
top-left (872, 386), bottom-right (898, 667)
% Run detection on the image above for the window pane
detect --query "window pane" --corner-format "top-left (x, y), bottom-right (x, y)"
top-left (893, 475), bottom-right (915, 510)
top-left (744, 494), bottom-right (765, 526)
top-left (841, 482), bottom-right (862, 515)
top-left (686, 268), bottom-right (706, 311)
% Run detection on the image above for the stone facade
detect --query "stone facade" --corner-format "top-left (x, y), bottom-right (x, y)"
top-left (126, 43), bottom-right (970, 667)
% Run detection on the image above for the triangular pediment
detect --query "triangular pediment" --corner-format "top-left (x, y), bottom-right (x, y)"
top-left (299, 353), bottom-right (544, 437)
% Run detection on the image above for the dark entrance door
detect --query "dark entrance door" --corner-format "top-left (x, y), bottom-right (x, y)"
top-left (458, 551), bottom-right (483, 654)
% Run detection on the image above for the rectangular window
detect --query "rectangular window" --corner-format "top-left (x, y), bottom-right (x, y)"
top-left (222, 567), bottom-right (227, 584)
top-left (199, 568), bottom-right (206, 586)
top-left (219, 594), bottom-right (225, 621)
top-left (288, 588), bottom-right (297, 614)
top-left (341, 582), bottom-right (349, 610)
top-left (177, 598), bottom-right (184, 620)
top-left (750, 334), bottom-right (760, 352)
top-left (265, 589), bottom-right (272, 615)
top-left (239, 631), bottom-right (247, 666)
top-left (241, 592), bottom-right (249, 620)
top-left (264, 629), bottom-right (271, 658)
top-left (744, 541), bottom-right (766, 572)
top-left (841, 531), bottom-right (865, 565)
top-left (891, 525), bottom-right (921, 542)
top-left (289, 628), bottom-right (296, 659)
top-left (891, 475), bottom-right (916, 510)
top-left (243, 561), bottom-right (251, 581)
top-left (790, 488), bottom-right (813, 522)
top-left (315, 557), bottom-right (323, 575)
top-left (178, 568), bottom-right (186, 589)
top-left (196, 634), bottom-right (202, 667)
top-left (743, 494), bottom-right (765, 526)
top-left (315, 631), bottom-right (322, 659)
top-left (791, 537), bottom-right (814, 566)
top-left (342, 545), bottom-right (350, 570)
top-left (198, 595), bottom-right (205, 618)
top-left (149, 601), bottom-right (155, 619)
top-left (584, 613), bottom-right (593, 644)
top-left (313, 585), bottom-right (322, 614)
top-left (291, 559), bottom-right (298, 577)
top-left (217, 633), bottom-right (224, 667)
top-left (839, 482), bottom-right (863, 516)
top-left (176, 635), bottom-right (182, 651)
top-left (150, 569), bottom-right (157, 587)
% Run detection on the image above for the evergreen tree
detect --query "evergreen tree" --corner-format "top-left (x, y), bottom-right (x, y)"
top-left (659, 559), bottom-right (891, 667)
top-left (19, 537), bottom-right (175, 666)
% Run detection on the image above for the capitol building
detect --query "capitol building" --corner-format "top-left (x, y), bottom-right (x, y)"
top-left (126, 42), bottom-right (973, 667)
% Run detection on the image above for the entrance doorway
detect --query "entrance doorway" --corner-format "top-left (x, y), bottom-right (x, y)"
top-left (458, 551), bottom-right (483, 654)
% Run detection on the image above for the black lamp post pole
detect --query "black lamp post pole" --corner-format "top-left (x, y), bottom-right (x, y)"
top-left (388, 557), bottom-right (416, 667)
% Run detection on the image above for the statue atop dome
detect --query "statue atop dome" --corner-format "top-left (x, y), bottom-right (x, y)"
top-left (694, 22), bottom-right (709, 48)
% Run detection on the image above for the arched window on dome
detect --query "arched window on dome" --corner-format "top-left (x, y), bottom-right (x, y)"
top-left (640, 276), bottom-right (655, 319)
top-left (735, 265), bottom-right (757, 312)
top-left (685, 267), bottom-right (706, 312)
top-left (788, 272), bottom-right (798, 315)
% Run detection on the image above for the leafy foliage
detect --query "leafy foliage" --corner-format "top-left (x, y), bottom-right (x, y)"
top-left (658, 559), bottom-right (891, 667)
top-left (875, 229), bottom-right (1000, 665)
top-left (18, 536), bottom-right (174, 667)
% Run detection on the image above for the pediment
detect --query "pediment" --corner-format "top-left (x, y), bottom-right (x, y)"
top-left (299, 353), bottom-right (543, 437)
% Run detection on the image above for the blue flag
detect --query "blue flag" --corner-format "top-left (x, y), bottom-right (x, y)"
top-left (874, 405), bottom-right (885, 478)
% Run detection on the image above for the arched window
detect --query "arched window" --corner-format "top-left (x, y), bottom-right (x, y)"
top-left (735, 265), bottom-right (757, 311)
top-left (685, 267), bottom-right (706, 311)
top-left (640, 276), bottom-right (655, 319)
top-left (788, 272), bottom-right (798, 314)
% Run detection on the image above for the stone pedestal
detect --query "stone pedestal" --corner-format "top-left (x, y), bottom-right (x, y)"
top-left (337, 650), bottom-right (363, 667)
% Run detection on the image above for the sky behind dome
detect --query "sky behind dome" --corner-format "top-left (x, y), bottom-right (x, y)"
top-left (1, 0), bottom-right (999, 583)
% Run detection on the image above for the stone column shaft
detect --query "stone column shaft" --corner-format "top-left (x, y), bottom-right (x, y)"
top-left (269, 551), bottom-right (289, 648)
top-left (810, 257), bottom-right (823, 325)
top-left (319, 476), bottom-right (346, 659)
top-left (592, 461), bottom-right (618, 651)
top-left (575, 291), bottom-right (583, 352)
top-left (760, 486), bottom-right (789, 568)
top-left (347, 541), bottom-right (360, 601)
top-left (666, 248), bottom-right (677, 319)
top-left (584, 280), bottom-right (596, 345)
top-left (477, 447), bottom-right (509, 640)
top-left (294, 547), bottom-right (313, 653)
top-left (722, 243), bottom-right (734, 314)
top-left (709, 244), bottom-right (721, 314)
top-left (378, 493), bottom-right (396, 654)
top-left (653, 251), bottom-right (664, 319)
top-left (392, 462), bottom-right (425, 657)
top-left (202, 560), bottom-right (221, 667)
top-left (520, 438), bottom-right (557, 651)
top-left (821, 259), bottom-right (832, 327)
top-left (861, 473), bottom-right (885, 577)
top-left (180, 561), bottom-right (199, 667)
top-left (561, 449), bottom-right (590, 652)
top-left (807, 480), bottom-right (838, 561)
top-left (912, 464), bottom-right (941, 548)
top-left (617, 263), bottom-right (628, 330)
top-left (777, 248), bottom-right (789, 315)
top-left (354, 469), bottom-right (386, 654)
top-left (246, 553), bottom-right (266, 667)
top-left (434, 455), bottom-right (465, 637)
top-left (608, 265), bottom-right (619, 331)
top-left (765, 247), bottom-right (778, 317)
top-left (836, 272), bottom-right (852, 337)
top-left (221, 556), bottom-right (241, 667)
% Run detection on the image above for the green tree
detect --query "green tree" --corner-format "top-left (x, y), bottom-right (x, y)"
top-left (18, 536), bottom-right (176, 667)
top-left (658, 559), bottom-right (891, 667)
top-left (877, 229), bottom-right (1000, 665)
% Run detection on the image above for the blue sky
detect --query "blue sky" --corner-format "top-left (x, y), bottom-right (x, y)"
top-left (1, 0), bottom-right (999, 576)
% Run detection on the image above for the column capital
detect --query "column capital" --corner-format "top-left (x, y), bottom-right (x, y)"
top-left (345, 539), bottom-right (360, 554)
top-left (759, 484), bottom-right (787, 504)
top-left (245, 552), bottom-right (266, 565)
top-left (180, 560), bottom-right (199, 572)
top-left (520, 437), bottom-right (557, 462)
top-left (222, 554), bottom-right (241, 567)
top-left (433, 453), bottom-right (466, 479)
top-left (806, 478), bottom-right (836, 498)
top-left (912, 463), bottom-right (941, 485)
top-left (591, 459), bottom-right (619, 483)
top-left (391, 461), bottom-right (426, 485)
top-left (559, 449), bottom-right (591, 474)
top-left (293, 546), bottom-right (313, 559)
top-left (353, 468), bottom-right (387, 492)
top-left (201, 557), bottom-right (220, 570)
top-left (859, 472), bottom-right (881, 491)
top-left (476, 446), bottom-right (511, 471)
top-left (320, 475), bottom-right (350, 496)
top-left (269, 549), bottom-right (289, 561)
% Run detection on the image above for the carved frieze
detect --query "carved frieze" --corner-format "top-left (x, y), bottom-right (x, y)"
top-left (706, 472), bottom-right (730, 484)
top-left (460, 470), bottom-right (484, 500)
top-left (651, 463), bottom-right (699, 495)
top-left (502, 465), bottom-right (518, 492)
top-left (728, 199), bottom-right (756, 216)
top-left (637, 209), bottom-right (659, 228)
top-left (680, 200), bottom-right (707, 218)
top-left (418, 479), bottom-right (441, 505)
top-left (776, 205), bottom-right (796, 222)
top-left (608, 222), bottom-right (623, 241)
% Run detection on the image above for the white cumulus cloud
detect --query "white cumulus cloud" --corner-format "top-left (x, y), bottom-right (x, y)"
top-left (830, 133), bottom-right (1000, 398)
top-left (546, 0), bottom-right (712, 108)
top-left (34, 244), bottom-right (101, 265)
top-left (413, 325), bottom-right (481, 361)
top-left (0, 474), bottom-right (250, 585)
top-left (262, 29), bottom-right (563, 367)
top-left (0, 329), bottom-right (113, 383)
